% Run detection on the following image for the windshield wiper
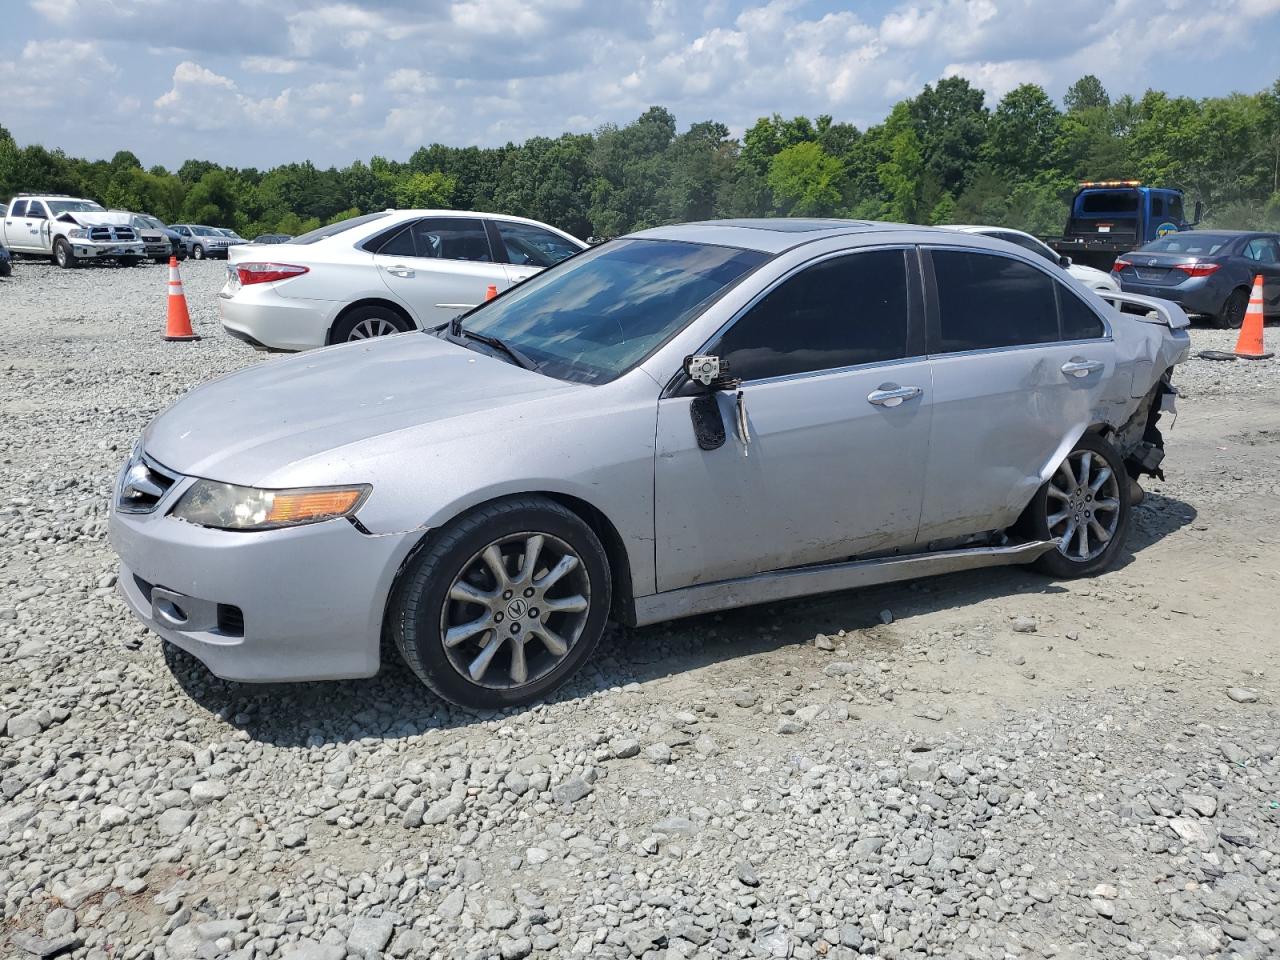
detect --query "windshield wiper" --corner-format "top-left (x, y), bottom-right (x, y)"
top-left (443, 317), bottom-right (538, 372)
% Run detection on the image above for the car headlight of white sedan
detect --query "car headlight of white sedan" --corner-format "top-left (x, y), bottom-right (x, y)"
top-left (171, 480), bottom-right (370, 531)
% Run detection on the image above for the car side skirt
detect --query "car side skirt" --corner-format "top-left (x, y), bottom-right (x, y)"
top-left (631, 540), bottom-right (1059, 626)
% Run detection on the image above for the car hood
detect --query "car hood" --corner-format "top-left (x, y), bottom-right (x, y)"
top-left (143, 333), bottom-right (581, 485)
top-left (58, 211), bottom-right (131, 227)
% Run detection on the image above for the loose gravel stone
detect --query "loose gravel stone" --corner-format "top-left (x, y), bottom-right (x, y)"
top-left (1, 264), bottom-right (1279, 960)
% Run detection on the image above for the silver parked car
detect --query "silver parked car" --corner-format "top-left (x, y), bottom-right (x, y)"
top-left (109, 220), bottom-right (1190, 709)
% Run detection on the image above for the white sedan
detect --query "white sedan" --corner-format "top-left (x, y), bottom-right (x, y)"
top-left (941, 224), bottom-right (1120, 293)
top-left (219, 210), bottom-right (586, 351)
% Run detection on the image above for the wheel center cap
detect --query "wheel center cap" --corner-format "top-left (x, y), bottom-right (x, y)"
top-left (506, 598), bottom-right (527, 619)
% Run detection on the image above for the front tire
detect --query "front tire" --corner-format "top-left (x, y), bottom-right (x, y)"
top-left (53, 238), bottom-right (76, 269)
top-left (1025, 432), bottom-right (1131, 579)
top-left (331, 305), bottom-right (411, 343)
top-left (389, 496), bottom-right (612, 709)
top-left (1215, 288), bottom-right (1248, 329)
top-left (191, 244), bottom-right (205, 260)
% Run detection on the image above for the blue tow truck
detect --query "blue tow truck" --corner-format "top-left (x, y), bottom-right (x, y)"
top-left (1047, 181), bottom-right (1202, 271)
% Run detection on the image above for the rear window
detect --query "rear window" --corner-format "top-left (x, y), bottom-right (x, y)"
top-left (292, 212), bottom-right (391, 245)
top-left (1142, 234), bottom-right (1233, 255)
top-left (1078, 191), bottom-right (1139, 215)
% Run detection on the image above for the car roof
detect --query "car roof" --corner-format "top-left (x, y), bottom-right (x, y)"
top-left (939, 224), bottom-right (1035, 237)
top-left (632, 218), bottom-right (966, 254)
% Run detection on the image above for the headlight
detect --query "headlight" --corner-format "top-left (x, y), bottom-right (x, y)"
top-left (170, 480), bottom-right (370, 531)
top-left (68, 228), bottom-right (87, 239)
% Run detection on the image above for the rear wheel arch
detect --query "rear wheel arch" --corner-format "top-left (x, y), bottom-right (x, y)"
top-left (327, 298), bottom-right (417, 344)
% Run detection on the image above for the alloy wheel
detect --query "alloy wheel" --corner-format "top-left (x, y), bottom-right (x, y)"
top-left (1046, 450), bottom-right (1121, 562)
top-left (346, 317), bottom-right (401, 340)
top-left (440, 532), bottom-right (591, 690)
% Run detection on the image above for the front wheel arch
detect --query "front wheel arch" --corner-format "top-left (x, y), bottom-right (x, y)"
top-left (381, 490), bottom-right (636, 643)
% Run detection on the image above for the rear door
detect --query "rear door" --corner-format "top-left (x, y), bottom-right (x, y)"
top-left (917, 247), bottom-right (1117, 543)
top-left (654, 247), bottom-right (934, 590)
top-left (373, 217), bottom-right (509, 325)
top-left (1241, 236), bottom-right (1280, 316)
top-left (4, 200), bottom-right (32, 251)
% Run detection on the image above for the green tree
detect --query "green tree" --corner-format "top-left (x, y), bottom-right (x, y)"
top-left (180, 169), bottom-right (237, 224)
top-left (767, 142), bottom-right (844, 216)
top-left (986, 84), bottom-right (1061, 181)
top-left (1064, 75), bottom-right (1110, 113)
top-left (908, 76), bottom-right (989, 194)
top-left (394, 170), bottom-right (457, 208)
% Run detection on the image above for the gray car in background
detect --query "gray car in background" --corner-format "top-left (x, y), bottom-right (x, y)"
top-left (169, 224), bottom-right (237, 260)
top-left (109, 220), bottom-right (1190, 709)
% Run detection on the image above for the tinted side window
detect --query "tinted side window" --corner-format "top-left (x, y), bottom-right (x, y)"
top-left (412, 218), bottom-right (492, 262)
top-left (376, 225), bottom-right (417, 257)
top-left (1167, 196), bottom-right (1184, 221)
top-left (713, 250), bottom-right (910, 382)
top-left (1244, 238), bottom-right (1279, 263)
top-left (993, 231), bottom-right (1058, 265)
top-left (1151, 196), bottom-right (1165, 217)
top-left (495, 221), bottom-right (580, 268)
top-left (931, 250), bottom-right (1058, 352)
top-left (28, 202), bottom-right (47, 219)
top-left (1059, 288), bottom-right (1105, 340)
top-left (9, 200), bottom-right (26, 217)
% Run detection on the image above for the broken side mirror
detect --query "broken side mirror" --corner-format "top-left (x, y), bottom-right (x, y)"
top-left (684, 355), bottom-right (750, 453)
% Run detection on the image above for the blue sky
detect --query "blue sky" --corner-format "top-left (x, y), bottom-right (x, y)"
top-left (3, 0), bottom-right (1279, 170)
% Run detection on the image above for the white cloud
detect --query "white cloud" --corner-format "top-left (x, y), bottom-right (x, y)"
top-left (242, 56), bottom-right (302, 75)
top-left (7, 0), bottom-right (1280, 168)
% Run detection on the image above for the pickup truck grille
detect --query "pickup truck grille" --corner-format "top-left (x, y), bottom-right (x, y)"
top-left (87, 225), bottom-right (138, 242)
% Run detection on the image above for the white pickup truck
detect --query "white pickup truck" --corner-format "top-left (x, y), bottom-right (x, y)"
top-left (1, 194), bottom-right (145, 268)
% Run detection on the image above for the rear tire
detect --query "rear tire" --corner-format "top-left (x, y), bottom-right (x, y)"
top-left (331, 305), bottom-right (411, 343)
top-left (0, 259), bottom-right (10, 278)
top-left (389, 496), bottom-right (611, 710)
top-left (1215, 287), bottom-right (1248, 329)
top-left (53, 238), bottom-right (76, 269)
top-left (1023, 432), bottom-right (1131, 579)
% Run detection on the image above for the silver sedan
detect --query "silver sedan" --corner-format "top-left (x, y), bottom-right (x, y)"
top-left (110, 220), bottom-right (1191, 709)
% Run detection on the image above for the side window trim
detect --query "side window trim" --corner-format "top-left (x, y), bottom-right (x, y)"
top-left (483, 219), bottom-right (511, 264)
top-left (686, 244), bottom-right (924, 388)
top-left (919, 244), bottom-right (1112, 358)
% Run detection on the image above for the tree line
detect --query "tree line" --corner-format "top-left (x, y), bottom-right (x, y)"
top-left (3, 74), bottom-right (1278, 242)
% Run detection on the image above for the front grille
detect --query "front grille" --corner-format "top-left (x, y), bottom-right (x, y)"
top-left (86, 225), bottom-right (138, 242)
top-left (116, 454), bottom-right (179, 514)
top-left (216, 605), bottom-right (245, 636)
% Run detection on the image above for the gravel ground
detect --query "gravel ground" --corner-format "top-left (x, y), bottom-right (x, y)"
top-left (2, 259), bottom-right (1279, 960)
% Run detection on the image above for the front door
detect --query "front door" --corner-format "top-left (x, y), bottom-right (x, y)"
top-left (654, 247), bottom-right (934, 591)
top-left (917, 247), bottom-right (1118, 543)
top-left (373, 217), bottom-right (509, 326)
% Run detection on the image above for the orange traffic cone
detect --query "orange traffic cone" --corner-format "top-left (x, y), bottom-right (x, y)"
top-left (1233, 274), bottom-right (1272, 360)
top-left (164, 257), bottom-right (199, 342)
top-left (484, 283), bottom-right (498, 301)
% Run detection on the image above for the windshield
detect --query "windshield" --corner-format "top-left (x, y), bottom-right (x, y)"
top-left (292, 212), bottom-right (391, 245)
top-left (47, 200), bottom-right (106, 214)
top-left (1078, 191), bottom-right (1139, 215)
top-left (192, 226), bottom-right (220, 236)
top-left (133, 215), bottom-right (163, 229)
top-left (460, 238), bottom-right (768, 385)
top-left (1142, 234), bottom-right (1233, 256)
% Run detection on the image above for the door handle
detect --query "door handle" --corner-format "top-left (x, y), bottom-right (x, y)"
top-left (867, 384), bottom-right (923, 407)
top-left (386, 265), bottom-right (414, 278)
top-left (1061, 358), bottom-right (1104, 378)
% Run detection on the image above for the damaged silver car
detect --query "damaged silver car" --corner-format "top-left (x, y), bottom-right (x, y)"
top-left (109, 220), bottom-right (1190, 709)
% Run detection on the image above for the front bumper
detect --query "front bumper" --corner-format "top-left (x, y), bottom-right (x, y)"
top-left (72, 240), bottom-right (145, 260)
top-left (219, 283), bottom-right (339, 351)
top-left (109, 481), bottom-right (417, 683)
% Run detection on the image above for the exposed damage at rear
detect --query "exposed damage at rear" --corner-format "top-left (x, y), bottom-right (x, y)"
top-left (1097, 290), bottom-right (1192, 483)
